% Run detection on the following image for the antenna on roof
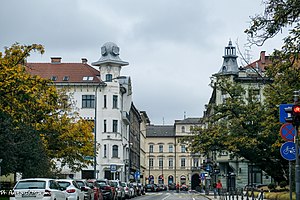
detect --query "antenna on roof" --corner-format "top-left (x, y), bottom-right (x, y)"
top-left (162, 117), bottom-right (165, 125)
top-left (184, 111), bottom-right (186, 119)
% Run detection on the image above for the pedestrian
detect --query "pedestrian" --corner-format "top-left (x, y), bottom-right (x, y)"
top-left (216, 180), bottom-right (222, 195)
top-left (176, 182), bottom-right (180, 193)
top-left (213, 182), bottom-right (217, 198)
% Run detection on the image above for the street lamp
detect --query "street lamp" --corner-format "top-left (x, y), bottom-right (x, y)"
top-left (94, 82), bottom-right (106, 179)
top-left (0, 159), bottom-right (2, 190)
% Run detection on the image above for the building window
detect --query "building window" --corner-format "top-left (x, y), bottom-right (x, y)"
top-left (113, 120), bottom-right (118, 132)
top-left (169, 158), bottom-right (173, 169)
top-left (181, 145), bottom-right (186, 153)
top-left (181, 158), bottom-right (186, 168)
top-left (159, 158), bottom-right (163, 169)
top-left (149, 144), bottom-right (153, 153)
top-left (193, 158), bottom-right (199, 167)
top-left (104, 95), bottom-right (107, 108)
top-left (104, 144), bottom-right (107, 157)
top-left (149, 158), bottom-right (153, 169)
top-left (103, 120), bottom-right (107, 132)
top-left (112, 145), bottom-right (118, 158)
top-left (169, 145), bottom-right (173, 153)
top-left (106, 74), bottom-right (112, 82)
top-left (82, 95), bottom-right (95, 108)
top-left (159, 145), bottom-right (163, 153)
top-left (113, 95), bottom-right (118, 109)
top-left (181, 126), bottom-right (185, 133)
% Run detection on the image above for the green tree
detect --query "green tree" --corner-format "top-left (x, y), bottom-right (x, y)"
top-left (185, 76), bottom-right (287, 183)
top-left (0, 43), bottom-right (94, 177)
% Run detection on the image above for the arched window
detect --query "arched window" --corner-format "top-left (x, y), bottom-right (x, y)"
top-left (106, 74), bottom-right (112, 82)
top-left (181, 126), bottom-right (185, 133)
top-left (112, 145), bottom-right (118, 158)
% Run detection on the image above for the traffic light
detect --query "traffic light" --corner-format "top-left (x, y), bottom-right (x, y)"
top-left (293, 105), bottom-right (300, 126)
top-left (285, 105), bottom-right (300, 126)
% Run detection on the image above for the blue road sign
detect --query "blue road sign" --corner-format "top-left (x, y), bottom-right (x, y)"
top-left (280, 142), bottom-right (299, 161)
top-left (280, 123), bottom-right (296, 141)
top-left (134, 171), bottom-right (140, 179)
top-left (200, 173), bottom-right (206, 180)
top-left (110, 164), bottom-right (117, 172)
top-left (279, 104), bottom-right (293, 123)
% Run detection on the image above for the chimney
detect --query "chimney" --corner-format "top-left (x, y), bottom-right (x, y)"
top-left (51, 57), bottom-right (62, 64)
top-left (260, 51), bottom-right (266, 64)
top-left (81, 58), bottom-right (88, 64)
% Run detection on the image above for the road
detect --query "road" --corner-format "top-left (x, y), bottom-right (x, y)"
top-left (133, 190), bottom-right (210, 200)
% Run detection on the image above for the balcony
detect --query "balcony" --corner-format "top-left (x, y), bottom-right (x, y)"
top-left (121, 111), bottom-right (130, 125)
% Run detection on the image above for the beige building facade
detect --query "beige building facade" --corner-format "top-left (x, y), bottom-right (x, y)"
top-left (145, 118), bottom-right (204, 189)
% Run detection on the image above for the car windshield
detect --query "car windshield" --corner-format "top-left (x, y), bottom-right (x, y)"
top-left (57, 181), bottom-right (71, 189)
top-left (76, 181), bottom-right (85, 187)
top-left (15, 181), bottom-right (46, 189)
top-left (110, 182), bottom-right (118, 187)
top-left (121, 183), bottom-right (126, 187)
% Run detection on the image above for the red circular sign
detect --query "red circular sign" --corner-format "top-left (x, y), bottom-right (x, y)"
top-left (280, 123), bottom-right (296, 141)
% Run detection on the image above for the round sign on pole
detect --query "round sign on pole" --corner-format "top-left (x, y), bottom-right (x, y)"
top-left (280, 142), bottom-right (299, 161)
top-left (280, 123), bottom-right (296, 141)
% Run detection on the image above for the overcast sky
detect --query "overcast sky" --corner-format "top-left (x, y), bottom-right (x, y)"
top-left (0, 0), bottom-right (285, 125)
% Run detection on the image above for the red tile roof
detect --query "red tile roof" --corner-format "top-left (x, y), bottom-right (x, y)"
top-left (244, 51), bottom-right (272, 71)
top-left (26, 61), bottom-right (102, 83)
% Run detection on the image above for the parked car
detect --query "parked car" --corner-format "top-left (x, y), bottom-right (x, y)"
top-left (108, 180), bottom-right (125, 200)
top-left (158, 184), bottom-right (167, 191)
top-left (86, 180), bottom-right (103, 200)
top-left (95, 179), bottom-right (116, 200)
top-left (57, 179), bottom-right (85, 200)
top-left (120, 182), bottom-right (134, 199)
top-left (76, 180), bottom-right (94, 200)
top-left (168, 183), bottom-right (176, 190)
top-left (145, 184), bottom-right (158, 192)
top-left (180, 184), bottom-right (188, 191)
top-left (12, 178), bottom-right (67, 200)
top-left (137, 183), bottom-right (145, 195)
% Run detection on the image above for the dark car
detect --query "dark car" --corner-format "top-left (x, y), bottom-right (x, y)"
top-left (76, 179), bottom-right (94, 200)
top-left (145, 184), bottom-right (154, 192)
top-left (168, 183), bottom-right (176, 190)
top-left (94, 179), bottom-right (115, 200)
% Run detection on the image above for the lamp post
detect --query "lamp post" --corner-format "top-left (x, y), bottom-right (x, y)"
top-left (94, 84), bottom-right (100, 179)
top-left (0, 159), bottom-right (2, 190)
top-left (94, 81), bottom-right (107, 179)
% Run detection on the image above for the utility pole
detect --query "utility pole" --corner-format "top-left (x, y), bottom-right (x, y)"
top-left (294, 91), bottom-right (300, 200)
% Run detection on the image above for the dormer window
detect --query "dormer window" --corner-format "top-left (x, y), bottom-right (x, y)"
top-left (83, 76), bottom-right (94, 81)
top-left (51, 76), bottom-right (57, 81)
top-left (222, 66), bottom-right (227, 72)
top-left (63, 76), bottom-right (69, 81)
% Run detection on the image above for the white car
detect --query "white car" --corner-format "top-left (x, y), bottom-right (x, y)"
top-left (12, 178), bottom-right (67, 200)
top-left (121, 182), bottom-right (134, 199)
top-left (109, 180), bottom-right (125, 200)
top-left (57, 179), bottom-right (84, 200)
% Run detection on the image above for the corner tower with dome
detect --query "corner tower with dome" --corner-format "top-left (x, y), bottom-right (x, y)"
top-left (92, 42), bottom-right (133, 181)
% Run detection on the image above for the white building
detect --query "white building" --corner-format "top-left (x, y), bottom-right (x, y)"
top-left (27, 42), bottom-right (132, 181)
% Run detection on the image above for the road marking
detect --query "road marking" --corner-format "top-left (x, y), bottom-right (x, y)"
top-left (161, 193), bottom-right (171, 200)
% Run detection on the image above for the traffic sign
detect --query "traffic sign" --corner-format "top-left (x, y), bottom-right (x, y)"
top-left (110, 164), bottom-right (117, 172)
top-left (279, 104), bottom-right (293, 123)
top-left (280, 142), bottom-right (299, 161)
top-left (200, 173), bottom-right (206, 180)
top-left (280, 123), bottom-right (296, 141)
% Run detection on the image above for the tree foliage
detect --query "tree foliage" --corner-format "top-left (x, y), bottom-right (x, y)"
top-left (0, 43), bottom-right (94, 177)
